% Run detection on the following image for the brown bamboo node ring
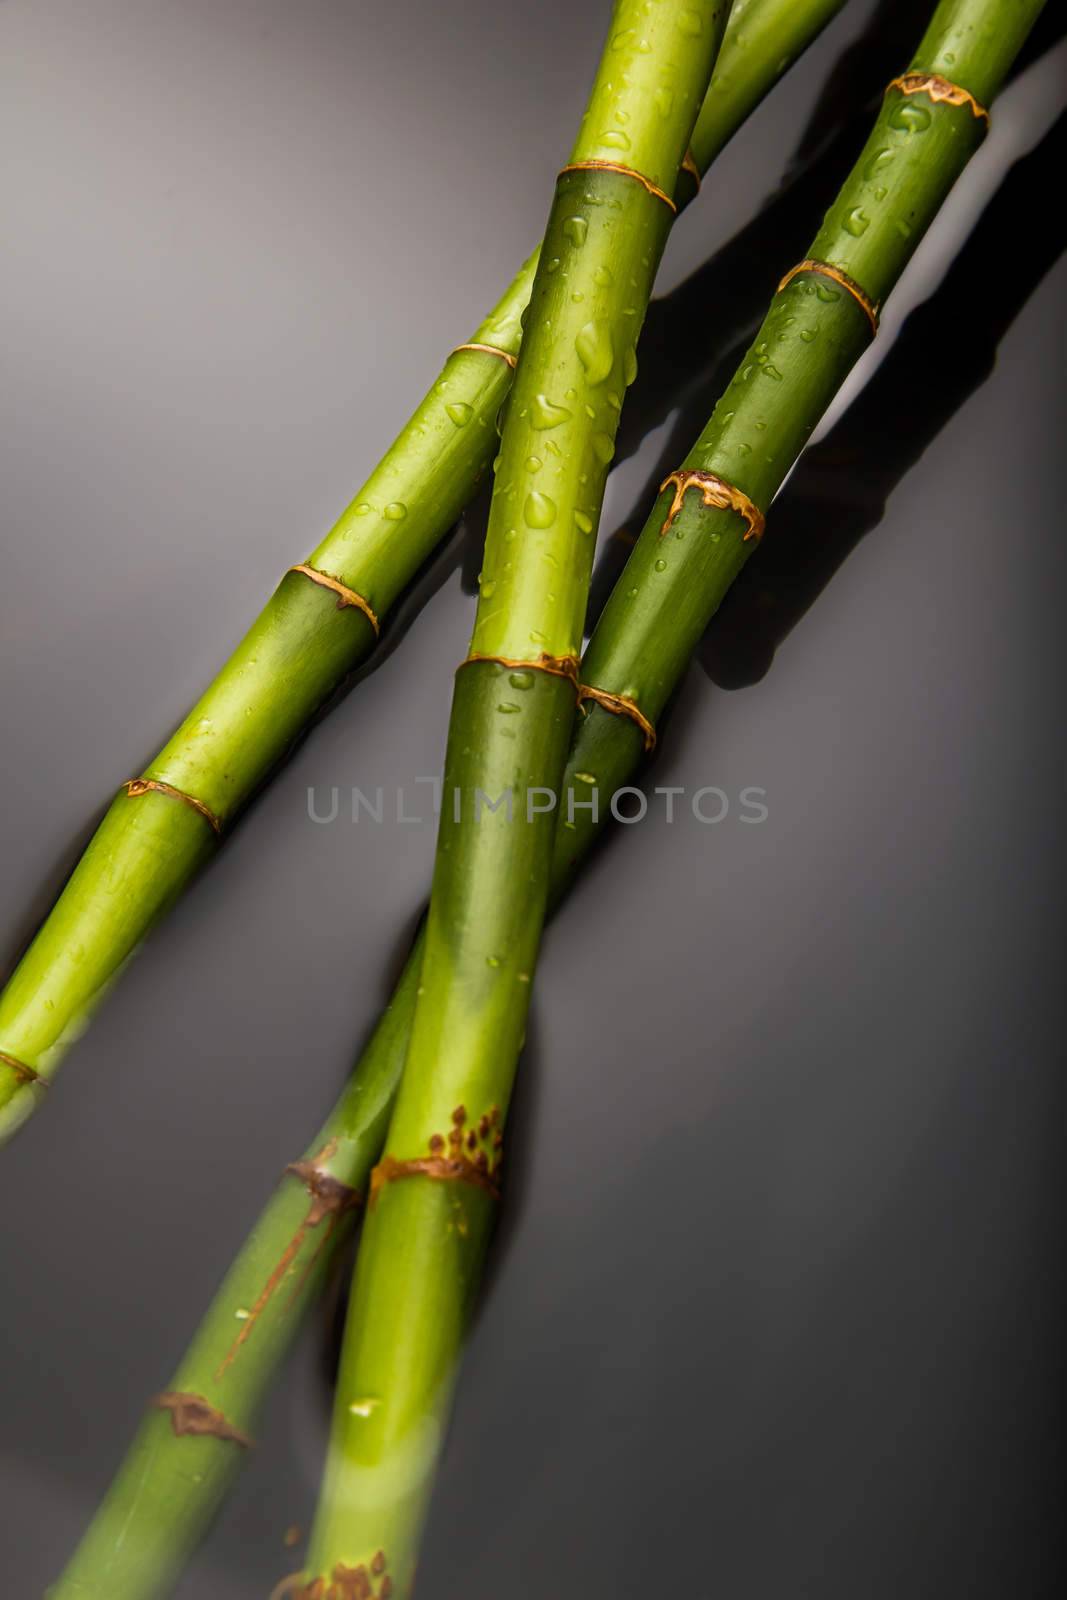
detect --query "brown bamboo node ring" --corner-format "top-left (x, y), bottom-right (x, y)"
top-left (451, 340), bottom-right (518, 369)
top-left (577, 685), bottom-right (657, 753)
top-left (0, 1049), bottom-right (45, 1088)
top-left (459, 650), bottom-right (581, 688)
top-left (289, 563), bottom-right (380, 636)
top-left (658, 469), bottom-right (766, 544)
top-left (777, 259), bottom-right (880, 338)
top-left (680, 148), bottom-right (701, 192)
top-left (122, 778), bottom-right (223, 836)
top-left (153, 1391), bottom-right (254, 1448)
top-left (558, 160), bottom-right (677, 214)
top-left (370, 1154), bottom-right (501, 1206)
top-left (887, 71), bottom-right (990, 125)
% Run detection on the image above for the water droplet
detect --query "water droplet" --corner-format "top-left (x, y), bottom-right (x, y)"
top-left (486, 954), bottom-right (503, 967)
top-left (525, 455), bottom-right (542, 472)
top-left (678, 8), bottom-right (703, 34)
top-left (575, 318), bottom-right (614, 384)
top-left (497, 704), bottom-right (520, 716)
top-left (654, 87), bottom-right (674, 117)
top-left (864, 147), bottom-right (894, 181)
top-left (575, 510), bottom-right (594, 534)
top-left (480, 578), bottom-right (496, 599)
top-left (591, 432), bottom-right (615, 465)
top-left (873, 186), bottom-right (888, 201)
top-left (563, 215), bottom-right (588, 247)
top-left (509, 671), bottom-right (534, 690)
top-left (594, 264), bottom-right (614, 287)
top-left (349, 1398), bottom-right (381, 1418)
top-left (654, 558), bottom-right (667, 572)
top-left (611, 27), bottom-right (635, 51)
top-left (384, 502), bottom-right (407, 520)
top-left (531, 393), bottom-right (572, 430)
top-left (889, 100), bottom-right (931, 134)
top-left (517, 971), bottom-right (531, 983)
top-left (353, 502), bottom-right (372, 516)
top-left (524, 491), bottom-right (556, 528)
top-left (800, 328), bottom-right (817, 343)
top-left (574, 771), bottom-right (597, 785)
top-left (623, 347), bottom-right (638, 387)
top-left (602, 129), bottom-right (631, 150)
top-left (762, 364), bottom-right (783, 381)
top-left (628, 586), bottom-right (639, 598)
top-left (545, 256), bottom-right (561, 274)
top-left (844, 207), bottom-right (870, 237)
top-left (446, 401), bottom-right (473, 428)
top-left (895, 218), bottom-right (913, 239)
top-left (234, 1308), bottom-right (251, 1320)
top-left (816, 283), bottom-right (839, 303)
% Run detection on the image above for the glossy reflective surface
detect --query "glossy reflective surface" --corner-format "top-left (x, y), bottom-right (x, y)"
top-left (1, 2), bottom-right (1063, 1595)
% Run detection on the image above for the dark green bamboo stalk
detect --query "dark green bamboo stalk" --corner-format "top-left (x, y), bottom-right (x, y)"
top-left (0, 0), bottom-right (848, 1147)
top-left (293, 3), bottom-right (732, 1592)
top-left (291, 3), bottom-right (1045, 1595)
top-left (46, 6), bottom-right (860, 1596)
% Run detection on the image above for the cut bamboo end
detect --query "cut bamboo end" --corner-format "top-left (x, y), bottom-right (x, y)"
top-left (558, 159), bottom-right (677, 214)
top-left (289, 564), bottom-right (381, 636)
top-left (887, 71), bottom-right (990, 126)
top-left (776, 258), bottom-right (880, 338)
top-left (369, 1154), bottom-right (501, 1207)
top-left (0, 1050), bottom-right (46, 1089)
top-left (122, 778), bottom-right (223, 835)
top-left (459, 650), bottom-right (581, 689)
top-left (153, 1391), bottom-right (254, 1448)
top-left (577, 685), bottom-right (657, 752)
top-left (658, 469), bottom-right (766, 544)
top-left (450, 340), bottom-right (518, 370)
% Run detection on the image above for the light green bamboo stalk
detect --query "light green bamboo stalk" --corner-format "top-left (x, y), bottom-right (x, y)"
top-left (293, 2), bottom-right (1046, 1595)
top-left (0, 0), bottom-right (850, 1146)
top-left (294, 2), bottom-right (732, 1593)
top-left (46, 6), bottom-right (857, 1597)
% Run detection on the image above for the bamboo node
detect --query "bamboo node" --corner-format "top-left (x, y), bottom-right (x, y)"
top-left (577, 685), bottom-right (657, 752)
top-left (680, 148), bottom-right (701, 192)
top-left (153, 1391), bottom-right (254, 1448)
top-left (285, 1152), bottom-right (363, 1227)
top-left (289, 564), bottom-right (380, 636)
top-left (459, 650), bottom-right (581, 689)
top-left (887, 71), bottom-right (990, 126)
top-left (370, 1154), bottom-right (501, 1207)
top-left (0, 1050), bottom-right (46, 1089)
top-left (776, 259), bottom-right (880, 337)
top-left (122, 778), bottom-right (223, 835)
top-left (658, 470), bottom-right (765, 544)
top-left (274, 1560), bottom-right (393, 1600)
top-left (451, 341), bottom-right (518, 370)
top-left (558, 160), bottom-right (677, 213)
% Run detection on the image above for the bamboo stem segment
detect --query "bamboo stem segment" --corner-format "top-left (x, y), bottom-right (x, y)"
top-left (299, 3), bottom-right (732, 1590)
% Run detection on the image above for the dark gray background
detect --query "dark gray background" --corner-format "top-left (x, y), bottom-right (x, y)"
top-left (1, 1), bottom-right (1064, 1594)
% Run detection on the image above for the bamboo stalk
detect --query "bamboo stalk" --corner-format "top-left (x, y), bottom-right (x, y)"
top-left (46, 6), bottom-right (858, 1595)
top-left (292, 2), bottom-right (1046, 1595)
top-left (0, 0), bottom-right (849, 1145)
top-left (289, 3), bottom-right (734, 1593)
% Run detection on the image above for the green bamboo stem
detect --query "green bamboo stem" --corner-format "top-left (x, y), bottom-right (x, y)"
top-left (294, 2), bottom-right (1045, 1595)
top-left (46, 5), bottom-right (855, 1595)
top-left (0, 0), bottom-right (848, 1147)
top-left (295, 4), bottom-right (731, 1593)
